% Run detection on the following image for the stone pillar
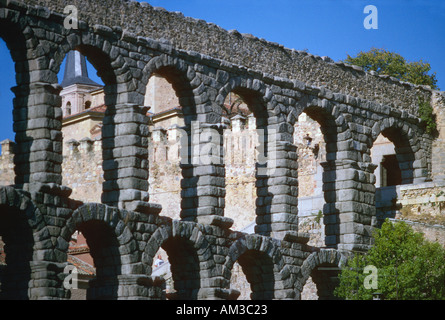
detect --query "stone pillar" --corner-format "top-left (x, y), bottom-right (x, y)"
top-left (102, 104), bottom-right (160, 214)
top-left (255, 121), bottom-right (299, 240)
top-left (29, 261), bottom-right (70, 300)
top-left (181, 122), bottom-right (233, 227)
top-left (87, 275), bottom-right (166, 300)
top-left (198, 287), bottom-right (240, 300)
top-left (322, 160), bottom-right (377, 252)
top-left (12, 82), bottom-right (63, 190)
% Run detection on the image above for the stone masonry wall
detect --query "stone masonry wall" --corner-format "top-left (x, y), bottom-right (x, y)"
top-left (0, 140), bottom-right (14, 187)
top-left (24, 0), bottom-right (434, 117)
top-left (62, 139), bottom-right (104, 203)
top-left (431, 92), bottom-right (445, 181)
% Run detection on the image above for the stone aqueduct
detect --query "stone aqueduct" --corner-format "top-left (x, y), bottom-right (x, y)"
top-left (0, 0), bottom-right (440, 299)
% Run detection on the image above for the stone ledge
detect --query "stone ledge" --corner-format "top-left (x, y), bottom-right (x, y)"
top-left (197, 215), bottom-right (234, 229)
top-left (124, 200), bottom-right (162, 215)
top-left (283, 231), bottom-right (311, 244)
top-left (23, 182), bottom-right (72, 197)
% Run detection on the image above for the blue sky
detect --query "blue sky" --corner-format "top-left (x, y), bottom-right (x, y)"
top-left (0, 0), bottom-right (444, 142)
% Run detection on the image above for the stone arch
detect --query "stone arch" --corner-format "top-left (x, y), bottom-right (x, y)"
top-left (142, 223), bottom-right (173, 273)
top-left (0, 186), bottom-right (49, 299)
top-left (216, 76), bottom-right (271, 117)
top-left (218, 77), bottom-right (286, 235)
top-left (296, 97), bottom-right (354, 248)
top-left (216, 75), bottom-right (272, 142)
top-left (141, 54), bottom-right (198, 212)
top-left (141, 53), bottom-right (199, 124)
top-left (59, 203), bottom-right (139, 299)
top-left (297, 249), bottom-right (345, 300)
top-left (142, 54), bottom-right (230, 222)
top-left (143, 220), bottom-right (214, 300)
top-left (49, 30), bottom-right (121, 118)
top-left (52, 38), bottom-right (120, 206)
top-left (49, 28), bottom-right (156, 209)
top-left (59, 203), bottom-right (139, 264)
top-left (298, 97), bottom-right (350, 162)
top-left (224, 234), bottom-right (290, 300)
top-left (50, 30), bottom-right (120, 88)
top-left (371, 117), bottom-right (426, 184)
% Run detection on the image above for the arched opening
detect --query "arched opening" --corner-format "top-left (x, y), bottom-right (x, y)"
top-left (160, 236), bottom-right (201, 300)
top-left (71, 220), bottom-right (121, 300)
top-left (54, 47), bottom-right (116, 299)
top-left (294, 111), bottom-right (327, 247)
top-left (299, 104), bottom-right (339, 248)
top-left (235, 250), bottom-right (275, 300)
top-left (66, 230), bottom-right (96, 300)
top-left (220, 85), bottom-right (270, 235)
top-left (151, 246), bottom-right (171, 296)
top-left (56, 47), bottom-right (110, 204)
top-left (371, 127), bottom-right (415, 225)
top-left (301, 264), bottom-right (340, 300)
top-left (299, 250), bottom-right (343, 300)
top-left (142, 63), bottom-right (197, 222)
top-left (0, 205), bottom-right (34, 300)
top-left (222, 91), bottom-right (257, 231)
top-left (229, 261), bottom-right (252, 300)
top-left (0, 38), bottom-right (16, 187)
top-left (145, 71), bottom-right (184, 221)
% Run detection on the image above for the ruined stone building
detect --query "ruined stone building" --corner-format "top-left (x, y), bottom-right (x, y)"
top-left (0, 0), bottom-right (444, 300)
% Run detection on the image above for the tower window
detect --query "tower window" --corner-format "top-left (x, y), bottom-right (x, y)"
top-left (66, 102), bottom-right (72, 116)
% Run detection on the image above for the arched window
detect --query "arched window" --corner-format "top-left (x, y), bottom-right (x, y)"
top-left (85, 100), bottom-right (91, 110)
top-left (65, 102), bottom-right (72, 116)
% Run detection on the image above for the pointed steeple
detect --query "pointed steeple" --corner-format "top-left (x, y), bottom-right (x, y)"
top-left (60, 50), bottom-right (102, 88)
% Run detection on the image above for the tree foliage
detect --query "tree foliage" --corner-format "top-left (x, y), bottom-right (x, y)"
top-left (418, 96), bottom-right (437, 135)
top-left (344, 48), bottom-right (439, 90)
top-left (334, 219), bottom-right (445, 300)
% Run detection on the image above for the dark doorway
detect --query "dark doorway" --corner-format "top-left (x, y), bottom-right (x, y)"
top-left (381, 154), bottom-right (402, 187)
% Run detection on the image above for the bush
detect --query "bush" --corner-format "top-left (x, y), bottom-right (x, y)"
top-left (334, 219), bottom-right (445, 300)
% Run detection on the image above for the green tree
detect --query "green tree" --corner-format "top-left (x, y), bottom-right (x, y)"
top-left (334, 219), bottom-right (445, 300)
top-left (344, 48), bottom-right (439, 90)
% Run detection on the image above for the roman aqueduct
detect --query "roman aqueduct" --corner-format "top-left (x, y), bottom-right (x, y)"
top-left (0, 0), bottom-right (443, 299)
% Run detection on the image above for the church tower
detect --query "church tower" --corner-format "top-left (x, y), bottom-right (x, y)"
top-left (60, 50), bottom-right (103, 117)
top-left (60, 51), bottom-right (106, 143)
